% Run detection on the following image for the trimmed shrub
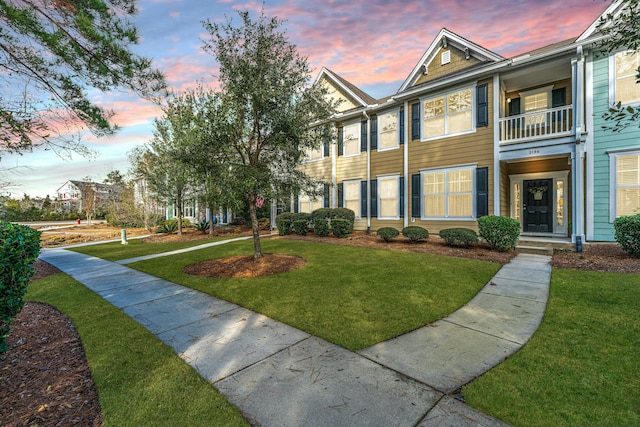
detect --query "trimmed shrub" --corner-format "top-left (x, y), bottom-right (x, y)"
top-left (614, 214), bottom-right (640, 257)
top-left (401, 226), bottom-right (429, 243)
top-left (314, 219), bottom-right (330, 237)
top-left (377, 227), bottom-right (400, 242)
top-left (293, 219), bottom-right (309, 236)
top-left (311, 208), bottom-right (332, 223)
top-left (331, 218), bottom-right (351, 238)
top-left (439, 228), bottom-right (479, 247)
top-left (332, 207), bottom-right (355, 223)
top-left (292, 212), bottom-right (312, 223)
top-left (478, 215), bottom-right (520, 252)
top-left (276, 212), bottom-right (294, 236)
top-left (1, 221), bottom-right (41, 352)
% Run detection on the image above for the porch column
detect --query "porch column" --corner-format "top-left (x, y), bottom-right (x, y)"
top-left (572, 46), bottom-right (586, 243)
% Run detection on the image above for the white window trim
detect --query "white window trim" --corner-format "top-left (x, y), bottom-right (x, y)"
top-left (304, 146), bottom-right (324, 163)
top-left (609, 50), bottom-right (640, 107)
top-left (342, 121), bottom-right (361, 158)
top-left (377, 108), bottom-right (401, 152)
top-left (518, 85), bottom-right (554, 113)
top-left (421, 165), bottom-right (476, 220)
top-left (377, 174), bottom-right (400, 220)
top-left (609, 149), bottom-right (640, 222)
top-left (343, 178), bottom-right (362, 219)
top-left (420, 84), bottom-right (476, 142)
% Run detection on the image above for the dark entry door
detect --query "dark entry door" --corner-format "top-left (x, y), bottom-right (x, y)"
top-left (523, 179), bottom-right (553, 233)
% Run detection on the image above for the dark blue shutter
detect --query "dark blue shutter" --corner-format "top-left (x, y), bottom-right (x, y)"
top-left (476, 167), bottom-right (489, 218)
top-left (411, 174), bottom-right (421, 218)
top-left (337, 183), bottom-right (344, 208)
top-left (399, 109), bottom-right (405, 145)
top-left (323, 141), bottom-right (329, 157)
top-left (370, 118), bottom-right (378, 150)
top-left (370, 179), bottom-right (378, 218)
top-left (361, 121), bottom-right (367, 152)
top-left (411, 103), bottom-right (420, 140)
top-left (294, 191), bottom-right (299, 213)
top-left (552, 88), bottom-right (566, 107)
top-left (476, 84), bottom-right (488, 128)
top-left (338, 127), bottom-right (344, 156)
top-left (361, 180), bottom-right (368, 217)
top-left (323, 184), bottom-right (330, 208)
top-left (399, 176), bottom-right (405, 218)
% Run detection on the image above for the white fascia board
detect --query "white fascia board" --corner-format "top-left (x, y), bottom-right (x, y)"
top-left (317, 68), bottom-right (369, 108)
top-left (577, 0), bottom-right (626, 42)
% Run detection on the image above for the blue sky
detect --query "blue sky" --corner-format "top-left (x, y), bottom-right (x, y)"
top-left (2, 0), bottom-right (611, 198)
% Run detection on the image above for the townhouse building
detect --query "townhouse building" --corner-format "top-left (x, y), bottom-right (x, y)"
top-left (297, 0), bottom-right (638, 243)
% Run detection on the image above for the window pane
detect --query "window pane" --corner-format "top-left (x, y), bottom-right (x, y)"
top-left (380, 199), bottom-right (398, 217)
top-left (448, 110), bottom-right (472, 134)
top-left (311, 200), bottom-right (323, 212)
top-left (424, 172), bottom-right (444, 194)
top-left (425, 195), bottom-right (445, 217)
top-left (617, 154), bottom-right (640, 186)
top-left (379, 111), bottom-right (398, 149)
top-left (379, 178), bottom-right (397, 198)
top-left (617, 76), bottom-right (640, 105)
top-left (448, 194), bottom-right (472, 217)
top-left (617, 188), bottom-right (640, 216)
top-left (345, 200), bottom-right (360, 215)
top-left (307, 146), bottom-right (322, 161)
top-left (616, 51), bottom-right (639, 78)
top-left (448, 90), bottom-right (471, 112)
top-left (344, 180), bottom-right (360, 217)
top-left (424, 97), bottom-right (445, 118)
top-left (524, 92), bottom-right (548, 112)
top-left (448, 169), bottom-right (472, 192)
top-left (379, 177), bottom-right (398, 218)
top-left (424, 117), bottom-right (445, 137)
top-left (616, 51), bottom-right (640, 104)
top-left (556, 180), bottom-right (564, 227)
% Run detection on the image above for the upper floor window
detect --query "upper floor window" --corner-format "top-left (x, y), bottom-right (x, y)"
top-left (305, 146), bottom-right (323, 162)
top-left (378, 110), bottom-right (399, 151)
top-left (422, 87), bottom-right (473, 140)
top-left (520, 86), bottom-right (552, 125)
top-left (343, 122), bottom-right (360, 156)
top-left (613, 50), bottom-right (640, 105)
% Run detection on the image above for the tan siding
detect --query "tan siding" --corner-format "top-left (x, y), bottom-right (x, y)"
top-left (369, 218), bottom-right (403, 231)
top-left (320, 77), bottom-right (358, 112)
top-left (370, 148), bottom-right (404, 176)
top-left (337, 154), bottom-right (367, 182)
top-left (300, 158), bottom-right (332, 182)
top-left (414, 47), bottom-right (482, 86)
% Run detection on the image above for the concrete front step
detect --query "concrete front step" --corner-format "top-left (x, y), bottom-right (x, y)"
top-left (515, 245), bottom-right (554, 256)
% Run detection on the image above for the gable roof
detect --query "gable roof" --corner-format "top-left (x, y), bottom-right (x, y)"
top-left (577, 0), bottom-right (627, 42)
top-left (398, 28), bottom-right (504, 93)
top-left (315, 67), bottom-right (378, 107)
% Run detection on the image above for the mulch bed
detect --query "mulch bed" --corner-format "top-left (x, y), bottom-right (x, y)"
top-left (3, 232), bottom-right (638, 425)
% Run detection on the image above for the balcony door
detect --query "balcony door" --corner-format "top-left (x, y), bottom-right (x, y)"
top-left (523, 179), bottom-right (553, 233)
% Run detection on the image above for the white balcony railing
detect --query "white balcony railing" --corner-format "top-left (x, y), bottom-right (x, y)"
top-left (499, 105), bottom-right (573, 144)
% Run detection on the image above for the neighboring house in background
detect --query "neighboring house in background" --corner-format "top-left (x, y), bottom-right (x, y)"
top-left (56, 180), bottom-right (121, 215)
top-left (298, 0), bottom-right (635, 242)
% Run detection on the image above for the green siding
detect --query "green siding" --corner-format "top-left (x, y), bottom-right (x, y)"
top-left (592, 52), bottom-right (640, 241)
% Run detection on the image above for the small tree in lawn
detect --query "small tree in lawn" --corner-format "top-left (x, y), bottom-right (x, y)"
top-left (202, 9), bottom-right (336, 259)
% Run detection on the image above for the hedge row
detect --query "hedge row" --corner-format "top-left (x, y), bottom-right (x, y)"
top-left (1, 221), bottom-right (41, 353)
top-left (276, 208), bottom-right (355, 238)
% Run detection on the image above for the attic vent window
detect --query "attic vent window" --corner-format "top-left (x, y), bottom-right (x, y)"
top-left (441, 50), bottom-right (451, 65)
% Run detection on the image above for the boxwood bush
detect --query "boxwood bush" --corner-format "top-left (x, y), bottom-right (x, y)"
top-left (477, 215), bottom-right (520, 252)
top-left (377, 227), bottom-right (400, 242)
top-left (311, 208), bottom-right (332, 222)
top-left (314, 219), bottom-right (330, 237)
top-left (1, 221), bottom-right (41, 352)
top-left (331, 218), bottom-right (351, 238)
top-left (292, 212), bottom-right (311, 223)
top-left (292, 219), bottom-right (309, 236)
top-left (276, 212), bottom-right (294, 236)
top-left (439, 228), bottom-right (478, 247)
top-left (401, 226), bottom-right (429, 243)
top-left (614, 214), bottom-right (640, 257)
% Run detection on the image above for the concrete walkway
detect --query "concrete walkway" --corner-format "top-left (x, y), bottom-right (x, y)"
top-left (39, 246), bottom-right (551, 427)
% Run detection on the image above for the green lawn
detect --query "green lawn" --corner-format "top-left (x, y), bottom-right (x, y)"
top-left (127, 239), bottom-right (501, 350)
top-left (69, 235), bottom-right (229, 261)
top-left (26, 274), bottom-right (249, 427)
top-left (463, 268), bottom-right (640, 426)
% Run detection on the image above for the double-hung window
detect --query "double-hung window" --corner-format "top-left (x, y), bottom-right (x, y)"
top-left (378, 175), bottom-right (400, 219)
top-left (378, 110), bottom-right (399, 151)
top-left (343, 179), bottom-right (361, 218)
top-left (305, 146), bottom-right (323, 162)
top-left (611, 151), bottom-right (640, 220)
top-left (422, 87), bottom-right (473, 139)
top-left (422, 166), bottom-right (474, 219)
top-left (343, 122), bottom-right (360, 156)
top-left (612, 50), bottom-right (640, 105)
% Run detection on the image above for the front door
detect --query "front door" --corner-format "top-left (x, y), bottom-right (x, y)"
top-left (523, 179), bottom-right (553, 233)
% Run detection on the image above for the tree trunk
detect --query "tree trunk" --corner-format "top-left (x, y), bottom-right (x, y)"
top-left (249, 192), bottom-right (263, 259)
top-left (208, 205), bottom-right (214, 236)
top-left (177, 199), bottom-right (183, 235)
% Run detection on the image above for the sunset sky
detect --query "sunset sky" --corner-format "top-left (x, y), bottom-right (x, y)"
top-left (2, 0), bottom-right (612, 198)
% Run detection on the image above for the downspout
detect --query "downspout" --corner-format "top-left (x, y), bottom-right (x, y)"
top-left (404, 101), bottom-right (409, 227)
top-left (363, 110), bottom-right (371, 232)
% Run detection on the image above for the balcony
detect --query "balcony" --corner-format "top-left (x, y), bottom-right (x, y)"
top-left (499, 105), bottom-right (573, 144)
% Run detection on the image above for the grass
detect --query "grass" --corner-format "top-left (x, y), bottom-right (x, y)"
top-left (127, 239), bottom-right (501, 350)
top-left (26, 274), bottom-right (249, 427)
top-left (463, 268), bottom-right (640, 426)
top-left (69, 235), bottom-right (229, 261)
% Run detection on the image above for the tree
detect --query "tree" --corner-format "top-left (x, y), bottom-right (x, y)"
top-left (0, 0), bottom-right (167, 157)
top-left (598, 0), bottom-right (640, 131)
top-left (201, 9), bottom-right (336, 258)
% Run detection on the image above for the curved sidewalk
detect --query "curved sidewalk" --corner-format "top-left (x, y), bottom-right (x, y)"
top-left (39, 246), bottom-right (550, 427)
